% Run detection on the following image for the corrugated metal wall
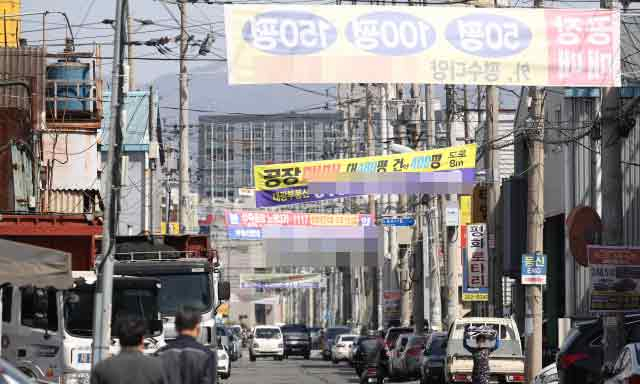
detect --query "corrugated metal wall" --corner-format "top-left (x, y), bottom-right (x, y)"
top-left (0, 47), bottom-right (45, 129)
top-left (561, 97), bottom-right (640, 315)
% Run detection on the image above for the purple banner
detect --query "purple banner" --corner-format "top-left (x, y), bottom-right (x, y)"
top-left (255, 185), bottom-right (360, 208)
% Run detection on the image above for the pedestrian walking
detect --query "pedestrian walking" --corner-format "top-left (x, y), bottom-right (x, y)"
top-left (463, 325), bottom-right (501, 384)
top-left (91, 317), bottom-right (167, 384)
top-left (157, 307), bottom-right (217, 384)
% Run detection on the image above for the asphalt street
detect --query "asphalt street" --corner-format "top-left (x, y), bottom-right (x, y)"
top-left (226, 350), bottom-right (421, 384)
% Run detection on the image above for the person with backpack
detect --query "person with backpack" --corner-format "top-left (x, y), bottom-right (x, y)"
top-left (463, 325), bottom-right (501, 384)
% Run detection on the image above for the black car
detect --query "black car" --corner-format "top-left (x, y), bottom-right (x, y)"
top-left (420, 332), bottom-right (447, 384)
top-left (322, 326), bottom-right (352, 361)
top-left (557, 315), bottom-right (640, 384)
top-left (281, 324), bottom-right (311, 359)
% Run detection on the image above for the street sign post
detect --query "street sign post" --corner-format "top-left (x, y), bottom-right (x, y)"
top-left (382, 217), bottom-right (415, 227)
top-left (521, 253), bottom-right (547, 285)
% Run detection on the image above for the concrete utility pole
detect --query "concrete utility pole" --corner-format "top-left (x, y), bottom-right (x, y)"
top-left (178, 2), bottom-right (190, 233)
top-left (524, 80), bottom-right (545, 382)
top-left (149, 86), bottom-right (159, 233)
top-left (486, 85), bottom-right (500, 317)
top-left (379, 84), bottom-right (389, 330)
top-left (410, 84), bottom-right (425, 334)
top-left (463, 85), bottom-right (470, 143)
top-left (424, 84), bottom-right (442, 331)
top-left (92, 0), bottom-right (126, 366)
top-left (127, 10), bottom-right (134, 91)
top-left (601, 0), bottom-right (625, 364)
top-left (445, 85), bottom-right (459, 328)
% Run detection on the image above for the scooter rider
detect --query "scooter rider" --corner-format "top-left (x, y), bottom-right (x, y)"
top-left (463, 325), bottom-right (501, 384)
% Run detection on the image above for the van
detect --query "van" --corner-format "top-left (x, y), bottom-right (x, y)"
top-left (249, 326), bottom-right (284, 361)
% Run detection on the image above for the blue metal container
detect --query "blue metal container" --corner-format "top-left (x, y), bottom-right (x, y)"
top-left (46, 61), bottom-right (91, 114)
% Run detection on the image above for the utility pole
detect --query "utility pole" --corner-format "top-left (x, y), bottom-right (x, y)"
top-left (127, 10), bottom-right (134, 91)
top-left (486, 84), bottom-right (500, 317)
top-left (463, 85), bottom-right (470, 143)
top-left (524, 23), bottom-right (545, 381)
top-left (424, 84), bottom-right (442, 331)
top-left (601, 0), bottom-right (625, 365)
top-left (92, 0), bottom-right (126, 366)
top-left (366, 84), bottom-right (381, 329)
top-left (410, 84), bottom-right (425, 335)
top-left (445, 84), bottom-right (459, 328)
top-left (178, 2), bottom-right (190, 233)
top-left (149, 86), bottom-right (158, 234)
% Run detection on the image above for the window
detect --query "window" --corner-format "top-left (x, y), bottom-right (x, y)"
top-left (2, 286), bottom-right (12, 323)
top-left (21, 287), bottom-right (58, 331)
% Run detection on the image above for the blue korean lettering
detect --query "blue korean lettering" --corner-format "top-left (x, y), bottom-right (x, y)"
top-left (346, 11), bottom-right (436, 55)
top-left (242, 11), bottom-right (337, 55)
top-left (445, 14), bottom-right (532, 58)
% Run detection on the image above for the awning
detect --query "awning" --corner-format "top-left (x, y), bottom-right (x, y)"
top-left (0, 239), bottom-right (73, 289)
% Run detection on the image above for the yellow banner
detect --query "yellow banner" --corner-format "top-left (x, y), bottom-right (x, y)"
top-left (460, 195), bottom-right (472, 225)
top-left (254, 143), bottom-right (476, 191)
top-left (462, 293), bottom-right (489, 302)
top-left (0, 0), bottom-right (19, 48)
top-left (224, 5), bottom-right (620, 87)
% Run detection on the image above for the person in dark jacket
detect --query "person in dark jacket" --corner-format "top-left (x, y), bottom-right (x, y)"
top-left (157, 307), bottom-right (217, 384)
top-left (463, 327), bottom-right (501, 384)
top-left (91, 317), bottom-right (167, 384)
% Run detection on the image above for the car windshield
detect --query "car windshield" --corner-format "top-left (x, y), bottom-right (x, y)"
top-left (408, 336), bottom-right (427, 347)
top-left (341, 336), bottom-right (356, 342)
top-left (256, 328), bottom-right (281, 339)
top-left (326, 328), bottom-right (350, 339)
top-left (282, 324), bottom-right (308, 334)
top-left (64, 283), bottom-right (159, 337)
top-left (149, 273), bottom-right (211, 315)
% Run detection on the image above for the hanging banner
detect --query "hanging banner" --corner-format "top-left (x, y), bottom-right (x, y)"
top-left (0, 1), bottom-right (20, 48)
top-left (227, 227), bottom-right (263, 240)
top-left (239, 273), bottom-right (323, 289)
top-left (463, 223), bottom-right (489, 301)
top-left (224, 5), bottom-right (620, 87)
top-left (225, 210), bottom-right (373, 228)
top-left (254, 143), bottom-right (476, 207)
top-left (589, 245), bottom-right (640, 312)
top-left (383, 290), bottom-right (402, 323)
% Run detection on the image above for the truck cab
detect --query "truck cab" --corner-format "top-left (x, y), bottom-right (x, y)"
top-left (114, 254), bottom-right (230, 349)
top-left (445, 317), bottom-right (525, 384)
top-left (1, 271), bottom-right (164, 383)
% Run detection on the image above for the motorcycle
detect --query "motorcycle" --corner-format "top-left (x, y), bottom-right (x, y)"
top-left (360, 364), bottom-right (384, 384)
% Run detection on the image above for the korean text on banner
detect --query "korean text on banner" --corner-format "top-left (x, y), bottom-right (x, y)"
top-left (224, 5), bottom-right (620, 87)
top-left (0, 1), bottom-right (20, 48)
top-left (589, 246), bottom-right (640, 313)
top-left (239, 273), bottom-right (322, 289)
top-left (463, 223), bottom-right (488, 301)
top-left (254, 143), bottom-right (476, 207)
top-left (225, 210), bottom-right (373, 228)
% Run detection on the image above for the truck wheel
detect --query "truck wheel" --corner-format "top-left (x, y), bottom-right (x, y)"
top-left (249, 353), bottom-right (256, 362)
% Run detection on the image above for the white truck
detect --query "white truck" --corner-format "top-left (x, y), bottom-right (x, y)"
top-left (1, 271), bottom-right (164, 384)
top-left (445, 317), bottom-right (525, 384)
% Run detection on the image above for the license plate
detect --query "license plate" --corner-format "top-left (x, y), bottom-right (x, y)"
top-left (367, 378), bottom-right (377, 383)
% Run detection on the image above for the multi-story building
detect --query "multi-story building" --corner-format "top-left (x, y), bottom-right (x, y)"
top-left (198, 113), bottom-right (343, 202)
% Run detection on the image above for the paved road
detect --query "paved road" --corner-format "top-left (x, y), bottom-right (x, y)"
top-left (226, 350), bottom-right (420, 384)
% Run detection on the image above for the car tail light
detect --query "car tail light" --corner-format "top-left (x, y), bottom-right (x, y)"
top-left (453, 374), bottom-right (472, 382)
top-left (506, 374), bottom-right (525, 382)
top-left (558, 352), bottom-right (589, 369)
top-left (627, 376), bottom-right (640, 384)
top-left (367, 367), bottom-right (377, 376)
top-left (406, 347), bottom-right (422, 357)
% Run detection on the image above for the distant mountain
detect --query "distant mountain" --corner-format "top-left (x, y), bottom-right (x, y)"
top-left (150, 62), bottom-right (335, 120)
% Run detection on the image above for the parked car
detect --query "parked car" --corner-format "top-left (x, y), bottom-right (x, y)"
top-left (281, 324), bottom-right (312, 359)
top-left (384, 326), bottom-right (414, 351)
top-left (322, 326), bottom-right (352, 361)
top-left (389, 333), bottom-right (413, 379)
top-left (229, 324), bottom-right (245, 347)
top-left (401, 334), bottom-right (429, 379)
top-left (332, 334), bottom-right (358, 364)
top-left (421, 332), bottom-right (448, 384)
top-left (249, 325), bottom-right (285, 361)
top-left (217, 344), bottom-right (231, 380)
top-left (534, 363), bottom-right (559, 384)
top-left (557, 315), bottom-right (640, 384)
top-left (218, 327), bottom-right (235, 360)
top-left (445, 317), bottom-right (525, 384)
top-left (309, 327), bottom-right (322, 350)
top-left (0, 358), bottom-right (35, 384)
top-left (602, 343), bottom-right (640, 384)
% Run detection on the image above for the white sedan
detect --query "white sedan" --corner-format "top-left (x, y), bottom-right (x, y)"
top-left (218, 345), bottom-right (231, 380)
top-left (331, 334), bottom-right (358, 364)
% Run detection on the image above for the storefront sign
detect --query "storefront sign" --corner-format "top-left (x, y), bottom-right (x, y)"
top-left (383, 290), bottom-right (402, 322)
top-left (589, 246), bottom-right (640, 312)
top-left (225, 5), bottom-right (620, 87)
top-left (521, 253), bottom-right (547, 285)
top-left (463, 223), bottom-right (488, 301)
top-left (239, 273), bottom-right (322, 289)
top-left (227, 227), bottom-right (262, 240)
